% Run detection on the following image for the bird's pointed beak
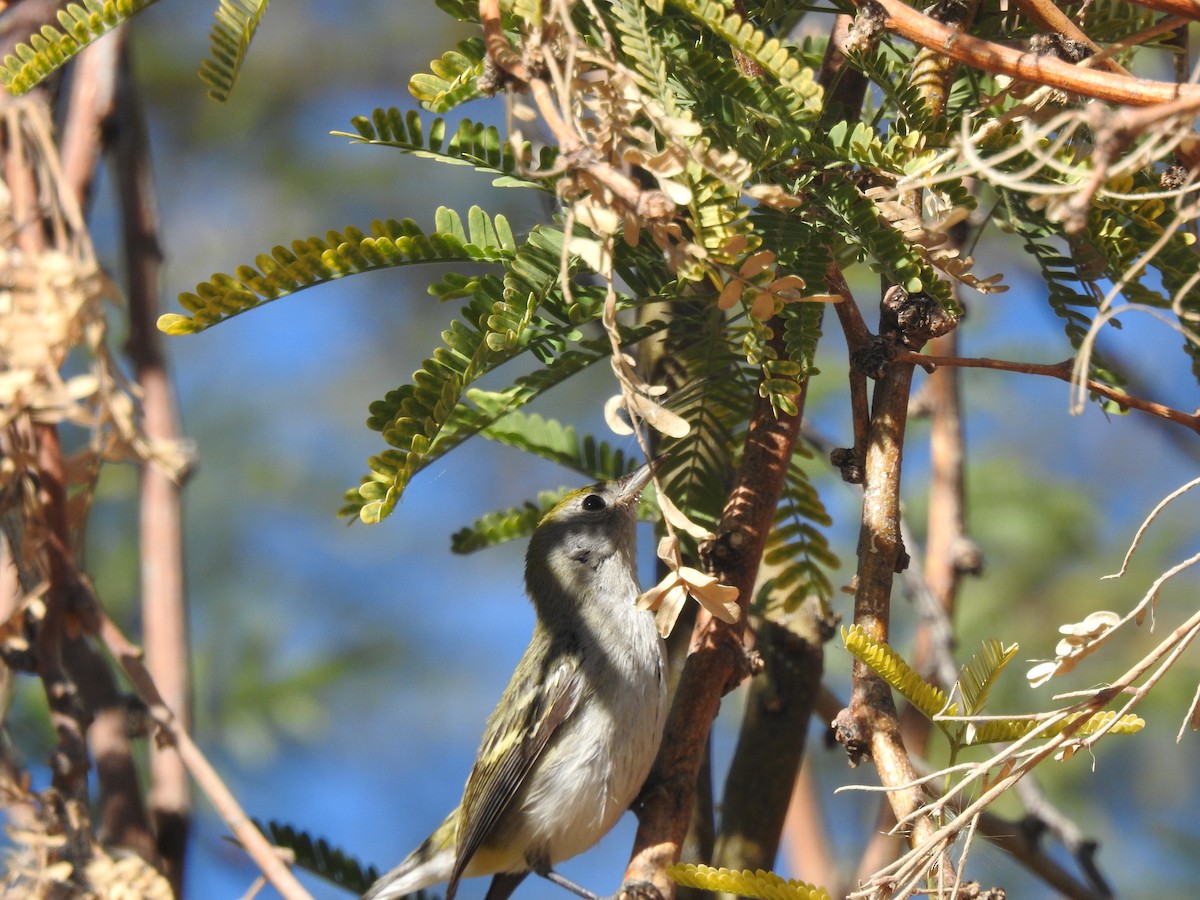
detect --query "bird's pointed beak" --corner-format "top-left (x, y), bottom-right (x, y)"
top-left (614, 457), bottom-right (661, 506)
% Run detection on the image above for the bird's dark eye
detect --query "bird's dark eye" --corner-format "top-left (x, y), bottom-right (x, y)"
top-left (582, 494), bottom-right (606, 511)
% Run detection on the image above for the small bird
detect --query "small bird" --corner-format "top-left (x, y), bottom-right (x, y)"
top-left (364, 462), bottom-right (668, 900)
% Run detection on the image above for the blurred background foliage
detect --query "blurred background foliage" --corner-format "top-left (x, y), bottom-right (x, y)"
top-left (5, 1), bottom-right (1196, 897)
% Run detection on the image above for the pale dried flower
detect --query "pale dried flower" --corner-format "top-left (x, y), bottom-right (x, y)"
top-left (638, 534), bottom-right (740, 636)
top-left (1027, 610), bottom-right (1122, 686)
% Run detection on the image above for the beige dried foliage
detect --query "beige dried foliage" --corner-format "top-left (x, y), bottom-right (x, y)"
top-left (1026, 610), bottom-right (1122, 686)
top-left (863, 185), bottom-right (1006, 294)
top-left (85, 850), bottom-right (173, 900)
top-left (0, 100), bottom-right (190, 576)
top-left (638, 533), bottom-right (740, 636)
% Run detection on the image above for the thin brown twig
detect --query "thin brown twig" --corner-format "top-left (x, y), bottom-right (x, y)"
top-left (1013, 0), bottom-right (1130, 75)
top-left (896, 350), bottom-right (1200, 434)
top-left (33, 425), bottom-right (89, 802)
top-left (96, 614), bottom-right (314, 900)
top-left (1132, 0), bottom-right (1200, 22)
top-left (112, 39), bottom-right (193, 895)
top-left (1106, 476), bottom-right (1200, 579)
top-left (868, 0), bottom-right (1200, 105)
top-left (827, 265), bottom-right (872, 483)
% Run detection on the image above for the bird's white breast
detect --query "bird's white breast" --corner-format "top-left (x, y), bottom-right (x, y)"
top-left (510, 603), bottom-right (667, 866)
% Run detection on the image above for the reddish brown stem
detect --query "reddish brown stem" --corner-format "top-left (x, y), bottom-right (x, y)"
top-left (1132, 0), bottom-right (1200, 20)
top-left (897, 350), bottom-right (1200, 434)
top-left (33, 423), bottom-right (90, 802)
top-left (625, 386), bottom-right (804, 897)
top-left (1013, 0), bottom-right (1130, 75)
top-left (869, 0), bottom-right (1200, 105)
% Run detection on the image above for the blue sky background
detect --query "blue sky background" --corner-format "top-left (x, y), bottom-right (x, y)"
top-left (52, 2), bottom-right (1200, 897)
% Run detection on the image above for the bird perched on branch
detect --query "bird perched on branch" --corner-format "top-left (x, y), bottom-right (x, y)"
top-left (364, 462), bottom-right (668, 900)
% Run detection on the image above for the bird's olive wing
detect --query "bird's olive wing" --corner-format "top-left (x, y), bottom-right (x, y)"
top-left (449, 652), bottom-right (583, 888)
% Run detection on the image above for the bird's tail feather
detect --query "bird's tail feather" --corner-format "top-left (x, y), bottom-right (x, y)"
top-left (362, 821), bottom-right (456, 900)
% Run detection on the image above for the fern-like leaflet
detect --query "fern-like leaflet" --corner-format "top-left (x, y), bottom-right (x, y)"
top-left (199, 0), bottom-right (270, 102)
top-left (257, 819), bottom-right (381, 894)
top-left (0, 0), bottom-right (162, 95)
top-left (408, 36), bottom-right (487, 112)
top-left (158, 207), bottom-right (515, 334)
top-left (336, 109), bottom-right (557, 190)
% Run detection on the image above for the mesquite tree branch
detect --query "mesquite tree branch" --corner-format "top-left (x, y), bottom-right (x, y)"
top-left (625, 378), bottom-right (806, 897)
top-left (864, 0), bottom-right (1200, 105)
top-left (897, 351), bottom-right (1200, 434)
top-left (112, 39), bottom-right (194, 894)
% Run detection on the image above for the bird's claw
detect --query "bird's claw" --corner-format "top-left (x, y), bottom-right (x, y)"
top-left (611, 880), bottom-right (664, 900)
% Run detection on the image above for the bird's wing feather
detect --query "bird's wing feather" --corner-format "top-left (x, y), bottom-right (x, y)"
top-left (449, 649), bottom-right (583, 890)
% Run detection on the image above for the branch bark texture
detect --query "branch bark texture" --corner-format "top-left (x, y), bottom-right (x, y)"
top-left (625, 384), bottom-right (805, 897)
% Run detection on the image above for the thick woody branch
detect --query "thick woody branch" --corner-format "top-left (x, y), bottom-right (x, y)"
top-left (625, 383), bottom-right (805, 897)
top-left (1133, 0), bottom-right (1200, 20)
top-left (712, 618), bottom-right (825, 877)
top-left (866, 0), bottom-right (1200, 105)
top-left (832, 287), bottom-right (955, 879)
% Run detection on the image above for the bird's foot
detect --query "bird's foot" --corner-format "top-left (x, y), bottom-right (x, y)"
top-left (540, 869), bottom-right (601, 900)
top-left (612, 880), bottom-right (664, 900)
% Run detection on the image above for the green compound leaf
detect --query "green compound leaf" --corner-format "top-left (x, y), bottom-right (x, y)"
top-left (451, 492), bottom-right (565, 554)
top-left (1, 0), bottom-right (163, 95)
top-left (958, 640), bottom-right (1020, 717)
top-left (256, 819), bottom-right (380, 894)
top-left (759, 451), bottom-right (838, 614)
top-left (158, 207), bottom-right (516, 334)
top-left (667, 0), bottom-right (822, 117)
top-left (199, 0), bottom-right (270, 102)
top-left (843, 624), bottom-right (956, 720)
top-left (336, 108), bottom-right (557, 190)
top-left (969, 709), bottom-right (1146, 745)
top-left (340, 224), bottom-right (665, 524)
top-left (479, 411), bottom-right (636, 479)
top-left (408, 36), bottom-right (487, 112)
top-left (668, 863), bottom-right (832, 900)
